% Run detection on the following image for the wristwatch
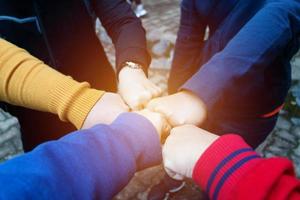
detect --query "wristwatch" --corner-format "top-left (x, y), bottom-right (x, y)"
top-left (122, 61), bottom-right (143, 70)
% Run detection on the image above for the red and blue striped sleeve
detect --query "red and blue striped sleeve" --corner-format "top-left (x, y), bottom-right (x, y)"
top-left (193, 134), bottom-right (300, 200)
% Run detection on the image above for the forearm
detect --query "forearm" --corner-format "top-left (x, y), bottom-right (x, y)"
top-left (0, 39), bottom-right (104, 129)
top-left (169, 1), bottom-right (206, 93)
top-left (0, 113), bottom-right (161, 199)
top-left (193, 134), bottom-right (300, 200)
top-left (92, 0), bottom-right (150, 73)
top-left (182, 0), bottom-right (300, 109)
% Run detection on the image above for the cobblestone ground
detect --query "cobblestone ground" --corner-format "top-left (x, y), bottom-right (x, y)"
top-left (0, 108), bottom-right (23, 162)
top-left (1, 0), bottom-right (300, 199)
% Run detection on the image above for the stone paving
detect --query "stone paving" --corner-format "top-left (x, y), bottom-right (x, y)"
top-left (0, 108), bottom-right (23, 162)
top-left (0, 0), bottom-right (300, 199)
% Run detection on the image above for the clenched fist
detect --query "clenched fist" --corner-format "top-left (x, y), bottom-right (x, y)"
top-left (118, 65), bottom-right (162, 110)
top-left (146, 91), bottom-right (207, 127)
top-left (163, 125), bottom-right (219, 180)
top-left (82, 92), bottom-right (130, 129)
top-left (135, 109), bottom-right (171, 140)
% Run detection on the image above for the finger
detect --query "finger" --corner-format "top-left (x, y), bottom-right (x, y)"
top-left (145, 81), bottom-right (161, 96)
top-left (147, 85), bottom-right (159, 98)
top-left (146, 99), bottom-right (158, 111)
top-left (168, 115), bottom-right (185, 127)
top-left (116, 94), bottom-right (131, 111)
top-left (146, 98), bottom-right (168, 114)
top-left (126, 88), bottom-right (151, 110)
top-left (127, 97), bottom-right (144, 111)
top-left (161, 123), bottom-right (172, 143)
top-left (162, 118), bottom-right (172, 134)
top-left (155, 86), bottom-right (163, 97)
top-left (129, 102), bottom-right (143, 111)
top-left (139, 90), bottom-right (153, 108)
top-left (151, 104), bottom-right (172, 120)
top-left (151, 85), bottom-right (163, 98)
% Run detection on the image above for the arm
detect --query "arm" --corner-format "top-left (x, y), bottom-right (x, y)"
top-left (163, 125), bottom-right (300, 200)
top-left (0, 39), bottom-right (104, 129)
top-left (92, 0), bottom-right (162, 110)
top-left (182, 0), bottom-right (300, 109)
top-left (194, 135), bottom-right (300, 200)
top-left (92, 0), bottom-right (150, 73)
top-left (0, 113), bottom-right (161, 200)
top-left (169, 0), bottom-right (207, 93)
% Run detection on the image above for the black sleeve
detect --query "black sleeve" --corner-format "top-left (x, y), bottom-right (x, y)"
top-left (92, 0), bottom-right (151, 74)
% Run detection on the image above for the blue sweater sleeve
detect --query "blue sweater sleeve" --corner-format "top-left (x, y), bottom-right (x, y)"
top-left (0, 113), bottom-right (161, 200)
top-left (182, 0), bottom-right (300, 109)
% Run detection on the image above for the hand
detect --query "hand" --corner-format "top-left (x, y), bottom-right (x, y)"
top-left (82, 92), bottom-right (130, 129)
top-left (135, 109), bottom-right (171, 140)
top-left (118, 66), bottom-right (162, 110)
top-left (146, 91), bottom-right (207, 127)
top-left (162, 125), bottom-right (219, 180)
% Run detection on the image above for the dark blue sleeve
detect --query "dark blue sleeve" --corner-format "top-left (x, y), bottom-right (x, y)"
top-left (0, 113), bottom-right (161, 200)
top-left (182, 0), bottom-right (300, 109)
top-left (168, 0), bottom-right (207, 93)
top-left (92, 0), bottom-right (150, 73)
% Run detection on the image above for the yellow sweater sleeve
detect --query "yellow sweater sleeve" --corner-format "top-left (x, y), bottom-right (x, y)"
top-left (0, 39), bottom-right (105, 129)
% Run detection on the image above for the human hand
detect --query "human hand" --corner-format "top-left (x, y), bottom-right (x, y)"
top-left (118, 65), bottom-right (162, 110)
top-left (162, 125), bottom-right (219, 180)
top-left (82, 92), bottom-right (130, 129)
top-left (135, 109), bottom-right (171, 140)
top-left (146, 90), bottom-right (207, 127)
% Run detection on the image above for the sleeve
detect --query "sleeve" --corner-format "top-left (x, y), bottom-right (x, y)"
top-left (182, 0), bottom-right (300, 109)
top-left (0, 113), bottom-right (162, 200)
top-left (168, 0), bottom-right (207, 93)
top-left (0, 39), bottom-right (105, 129)
top-left (193, 134), bottom-right (300, 200)
top-left (92, 0), bottom-right (151, 74)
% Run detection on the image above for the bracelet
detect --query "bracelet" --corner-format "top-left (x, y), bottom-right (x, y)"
top-left (122, 61), bottom-right (143, 70)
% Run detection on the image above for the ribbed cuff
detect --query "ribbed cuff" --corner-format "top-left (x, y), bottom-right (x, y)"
top-left (193, 134), bottom-right (263, 200)
top-left (49, 76), bottom-right (105, 129)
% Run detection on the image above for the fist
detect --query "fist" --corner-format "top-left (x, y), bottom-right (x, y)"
top-left (135, 109), bottom-right (171, 140)
top-left (82, 92), bottom-right (129, 129)
top-left (163, 125), bottom-right (219, 180)
top-left (118, 66), bottom-right (162, 110)
top-left (147, 91), bottom-right (207, 127)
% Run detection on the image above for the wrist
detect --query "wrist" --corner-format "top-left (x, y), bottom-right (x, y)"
top-left (192, 135), bottom-right (261, 199)
top-left (119, 63), bottom-right (146, 79)
top-left (49, 76), bottom-right (105, 129)
top-left (122, 61), bottom-right (143, 69)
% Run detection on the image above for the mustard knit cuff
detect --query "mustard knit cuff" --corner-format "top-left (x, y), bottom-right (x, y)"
top-left (49, 76), bottom-right (105, 129)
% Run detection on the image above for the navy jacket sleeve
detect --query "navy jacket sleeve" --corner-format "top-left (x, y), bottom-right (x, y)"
top-left (92, 0), bottom-right (151, 73)
top-left (0, 113), bottom-right (161, 200)
top-left (182, 0), bottom-right (300, 109)
top-left (168, 0), bottom-right (206, 93)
